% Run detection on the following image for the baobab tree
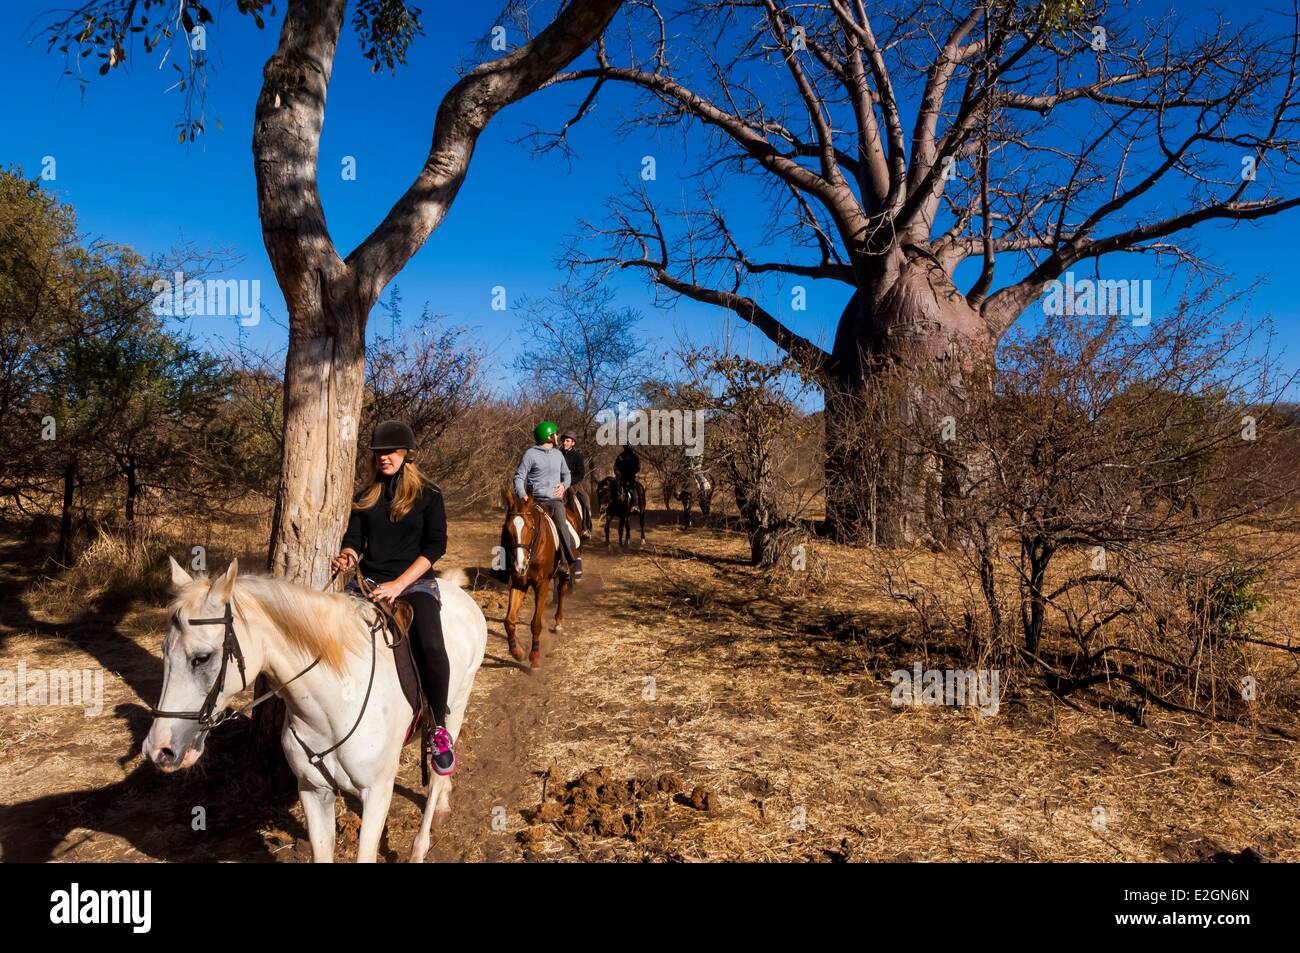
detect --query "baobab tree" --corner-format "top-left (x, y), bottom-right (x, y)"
top-left (40, 0), bottom-right (623, 585)
top-left (552, 0), bottom-right (1300, 543)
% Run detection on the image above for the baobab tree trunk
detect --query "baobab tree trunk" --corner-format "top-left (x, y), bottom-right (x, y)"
top-left (822, 252), bottom-right (994, 546)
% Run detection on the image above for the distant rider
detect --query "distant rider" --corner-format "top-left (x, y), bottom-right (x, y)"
top-left (614, 444), bottom-right (641, 499)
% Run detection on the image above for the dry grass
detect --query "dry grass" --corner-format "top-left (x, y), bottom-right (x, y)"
top-left (516, 522), bottom-right (1300, 862)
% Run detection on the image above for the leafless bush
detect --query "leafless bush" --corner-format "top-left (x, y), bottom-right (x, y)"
top-left (671, 347), bottom-right (822, 566)
top-left (873, 294), bottom-right (1300, 717)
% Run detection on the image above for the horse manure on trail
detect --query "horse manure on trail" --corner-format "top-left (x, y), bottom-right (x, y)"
top-left (523, 765), bottom-right (720, 851)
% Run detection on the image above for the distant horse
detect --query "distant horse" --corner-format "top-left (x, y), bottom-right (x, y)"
top-left (596, 475), bottom-right (646, 546)
top-left (144, 557), bottom-right (487, 863)
top-left (664, 470), bottom-right (714, 528)
top-left (500, 485), bottom-right (582, 667)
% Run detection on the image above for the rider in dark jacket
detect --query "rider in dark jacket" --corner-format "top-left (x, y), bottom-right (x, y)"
top-left (614, 445), bottom-right (641, 490)
top-left (332, 420), bottom-right (458, 777)
top-left (560, 433), bottom-right (592, 538)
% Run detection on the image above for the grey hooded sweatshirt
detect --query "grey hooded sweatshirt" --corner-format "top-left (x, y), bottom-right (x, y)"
top-left (513, 444), bottom-right (571, 500)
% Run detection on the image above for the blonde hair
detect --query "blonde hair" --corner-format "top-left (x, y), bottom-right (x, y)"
top-left (353, 452), bottom-right (430, 522)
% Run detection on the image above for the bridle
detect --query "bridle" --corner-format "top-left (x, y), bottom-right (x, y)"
top-left (507, 503), bottom-right (546, 578)
top-left (150, 603), bottom-right (258, 732)
top-left (149, 568), bottom-right (402, 793)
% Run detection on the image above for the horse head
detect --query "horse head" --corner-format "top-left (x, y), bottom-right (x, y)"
top-left (503, 485), bottom-right (544, 576)
top-left (596, 476), bottom-right (620, 515)
top-left (144, 558), bottom-right (262, 772)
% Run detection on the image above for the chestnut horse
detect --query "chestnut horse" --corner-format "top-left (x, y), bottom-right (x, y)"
top-left (500, 486), bottom-right (582, 667)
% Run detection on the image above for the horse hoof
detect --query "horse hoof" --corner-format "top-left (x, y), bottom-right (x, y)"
top-left (551, 623), bottom-right (563, 633)
top-left (529, 651), bottom-right (542, 668)
top-left (508, 644), bottom-right (524, 662)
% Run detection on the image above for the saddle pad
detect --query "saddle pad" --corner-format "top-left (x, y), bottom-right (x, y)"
top-left (543, 510), bottom-right (582, 551)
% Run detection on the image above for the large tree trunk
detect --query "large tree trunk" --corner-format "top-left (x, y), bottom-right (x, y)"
top-left (268, 290), bottom-right (368, 588)
top-left (822, 251), bottom-right (994, 546)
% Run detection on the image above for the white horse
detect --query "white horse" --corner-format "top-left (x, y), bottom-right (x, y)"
top-left (143, 557), bottom-right (487, 863)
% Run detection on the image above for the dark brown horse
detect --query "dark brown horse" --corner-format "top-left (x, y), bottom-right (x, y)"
top-left (596, 476), bottom-right (646, 546)
top-left (500, 485), bottom-right (582, 667)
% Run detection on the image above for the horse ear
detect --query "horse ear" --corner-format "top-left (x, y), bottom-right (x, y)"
top-left (214, 559), bottom-right (239, 600)
top-left (169, 556), bottom-right (194, 590)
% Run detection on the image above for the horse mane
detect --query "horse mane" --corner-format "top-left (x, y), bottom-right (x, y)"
top-left (173, 573), bottom-right (369, 673)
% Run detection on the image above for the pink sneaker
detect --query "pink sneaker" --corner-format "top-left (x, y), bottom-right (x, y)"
top-left (430, 726), bottom-right (457, 777)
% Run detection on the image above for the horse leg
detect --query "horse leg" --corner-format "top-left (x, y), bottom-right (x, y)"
top-left (298, 780), bottom-right (337, 863)
top-left (356, 774), bottom-right (396, 863)
top-left (639, 507), bottom-right (646, 543)
top-left (410, 705), bottom-right (465, 863)
top-left (411, 774), bottom-right (452, 863)
top-left (604, 513), bottom-right (611, 546)
top-left (552, 572), bottom-right (567, 633)
top-left (529, 583), bottom-right (546, 667)
top-left (504, 586), bottom-right (526, 661)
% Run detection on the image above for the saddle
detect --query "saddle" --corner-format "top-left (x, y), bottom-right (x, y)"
top-left (540, 505), bottom-right (583, 553)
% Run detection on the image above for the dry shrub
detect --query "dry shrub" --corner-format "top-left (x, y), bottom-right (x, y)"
top-left (646, 551), bottom-right (718, 617)
top-left (33, 521), bottom-right (172, 612)
top-left (763, 524), bottom-right (830, 596)
top-left (872, 293), bottom-right (1300, 718)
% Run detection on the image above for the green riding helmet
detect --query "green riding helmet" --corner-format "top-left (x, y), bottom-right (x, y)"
top-left (534, 421), bottom-right (559, 444)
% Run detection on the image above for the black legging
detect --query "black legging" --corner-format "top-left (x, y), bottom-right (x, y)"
top-left (399, 590), bottom-right (450, 727)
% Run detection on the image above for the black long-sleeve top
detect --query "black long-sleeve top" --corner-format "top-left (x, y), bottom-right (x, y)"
top-left (340, 469), bottom-right (446, 583)
top-left (561, 447), bottom-right (587, 483)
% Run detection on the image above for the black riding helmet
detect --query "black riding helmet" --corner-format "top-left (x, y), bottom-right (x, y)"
top-left (369, 419), bottom-right (416, 451)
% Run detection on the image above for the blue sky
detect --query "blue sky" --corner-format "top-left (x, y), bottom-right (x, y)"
top-left (3, 0), bottom-right (1298, 397)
